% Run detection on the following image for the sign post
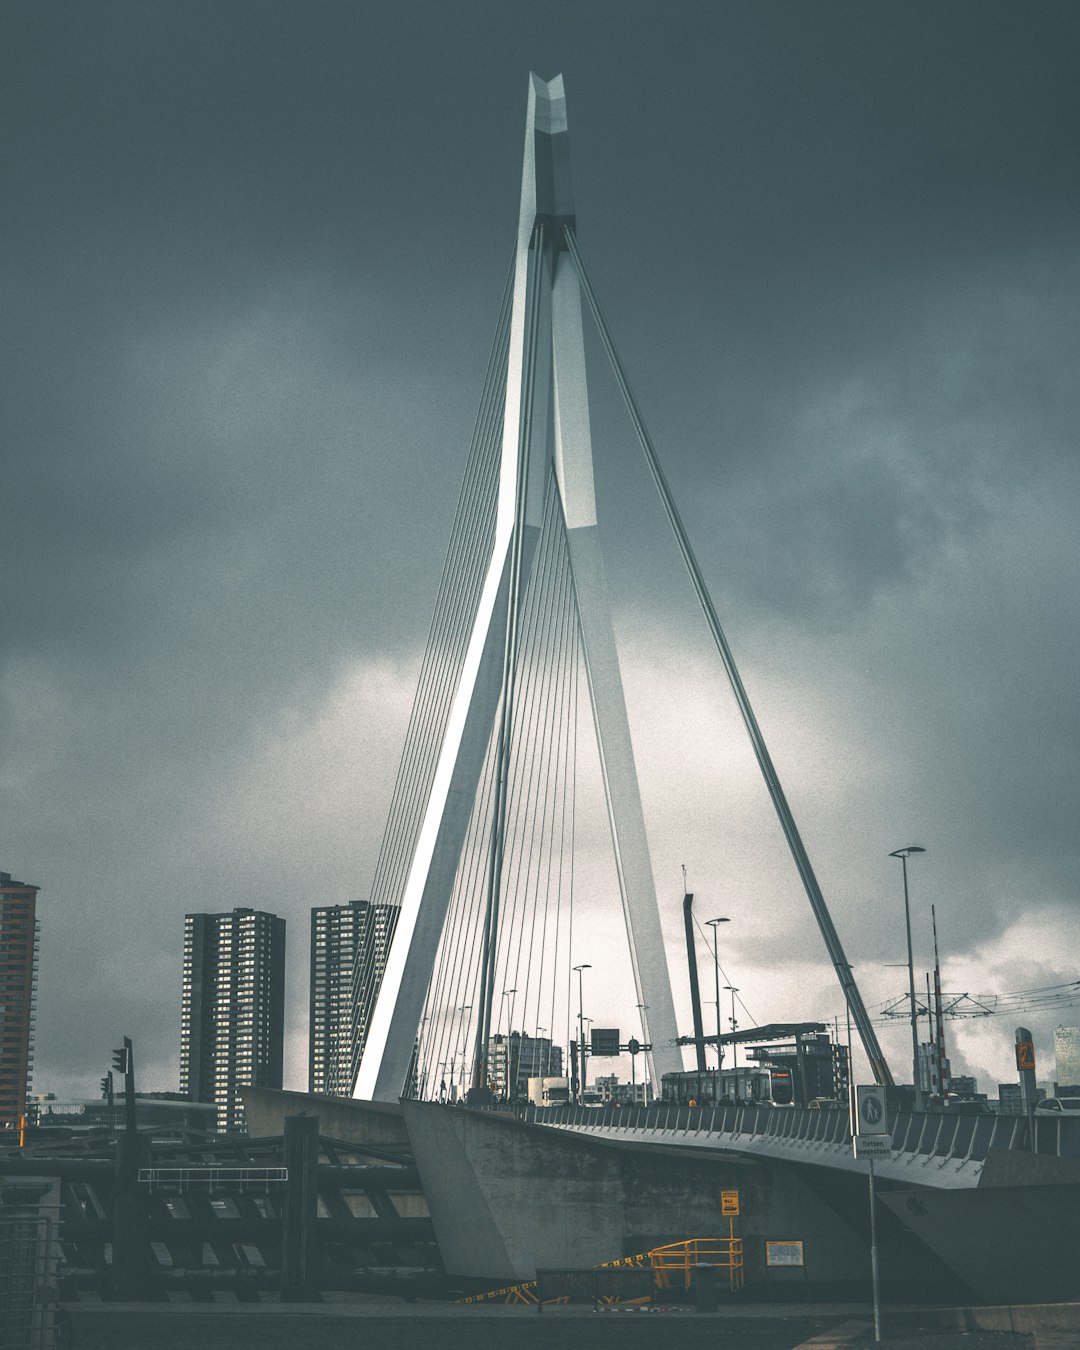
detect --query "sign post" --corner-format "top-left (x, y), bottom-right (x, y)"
top-left (854, 1085), bottom-right (889, 1343)
top-left (1016, 1026), bottom-right (1037, 1147)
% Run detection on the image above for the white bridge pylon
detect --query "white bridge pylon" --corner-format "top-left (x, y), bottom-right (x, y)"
top-left (354, 73), bottom-right (683, 1101)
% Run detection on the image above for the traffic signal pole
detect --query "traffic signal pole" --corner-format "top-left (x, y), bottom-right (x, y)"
top-left (112, 1036), bottom-right (136, 1135)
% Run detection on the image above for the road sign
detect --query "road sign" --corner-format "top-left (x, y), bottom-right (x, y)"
top-left (854, 1133), bottom-right (892, 1159)
top-left (721, 1190), bottom-right (739, 1216)
top-left (590, 1028), bottom-right (620, 1057)
top-left (856, 1084), bottom-right (888, 1134)
top-left (1016, 1038), bottom-right (1035, 1072)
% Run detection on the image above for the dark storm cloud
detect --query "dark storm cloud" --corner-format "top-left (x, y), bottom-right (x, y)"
top-left (3, 1), bottom-right (1079, 1093)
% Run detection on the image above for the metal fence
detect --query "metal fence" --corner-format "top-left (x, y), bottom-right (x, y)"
top-left (0, 1199), bottom-right (63, 1349)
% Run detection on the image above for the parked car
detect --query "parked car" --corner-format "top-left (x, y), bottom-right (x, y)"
top-left (1033, 1096), bottom-right (1080, 1116)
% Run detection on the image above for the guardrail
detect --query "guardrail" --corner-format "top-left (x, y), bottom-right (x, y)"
top-left (515, 1101), bottom-right (1080, 1165)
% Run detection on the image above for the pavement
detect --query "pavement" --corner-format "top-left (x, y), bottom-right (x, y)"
top-left (63, 1297), bottom-right (1063, 1350)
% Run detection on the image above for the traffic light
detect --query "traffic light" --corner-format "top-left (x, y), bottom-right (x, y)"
top-left (100, 1074), bottom-right (113, 1099)
top-left (112, 1046), bottom-right (128, 1073)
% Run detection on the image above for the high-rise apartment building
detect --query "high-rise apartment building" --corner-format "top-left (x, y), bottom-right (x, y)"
top-left (1054, 1026), bottom-right (1080, 1089)
top-left (997, 1083), bottom-right (1023, 1115)
top-left (180, 907), bottom-right (285, 1132)
top-left (0, 872), bottom-right (39, 1132)
top-left (487, 1032), bottom-right (563, 1101)
top-left (309, 901), bottom-right (396, 1095)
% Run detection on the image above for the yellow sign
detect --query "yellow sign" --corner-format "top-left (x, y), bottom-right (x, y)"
top-left (1016, 1040), bottom-right (1036, 1072)
top-left (721, 1190), bottom-right (740, 1216)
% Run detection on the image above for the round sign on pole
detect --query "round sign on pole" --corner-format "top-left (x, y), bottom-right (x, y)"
top-left (856, 1085), bottom-right (888, 1134)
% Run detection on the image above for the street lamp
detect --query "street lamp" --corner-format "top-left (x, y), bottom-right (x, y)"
top-left (456, 1004), bottom-right (472, 1100)
top-left (500, 987), bottom-right (517, 1031)
top-left (573, 964), bottom-right (591, 1102)
top-left (889, 846), bottom-right (926, 1110)
top-left (706, 918), bottom-right (730, 1074)
top-left (636, 1003), bottom-right (649, 1104)
top-left (496, 989), bottom-right (517, 1098)
top-left (725, 986), bottom-right (740, 1092)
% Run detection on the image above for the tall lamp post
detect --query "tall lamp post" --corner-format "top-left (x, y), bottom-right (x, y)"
top-left (573, 964), bottom-right (591, 1102)
top-left (636, 1002), bottom-right (649, 1104)
top-left (706, 918), bottom-right (730, 1076)
top-left (500, 987), bottom-right (517, 1099)
top-left (456, 1004), bottom-right (472, 1101)
top-left (889, 846), bottom-right (926, 1111)
top-left (725, 986), bottom-right (740, 1096)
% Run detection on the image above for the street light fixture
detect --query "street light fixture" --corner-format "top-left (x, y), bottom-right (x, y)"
top-left (636, 1003), bottom-right (649, 1104)
top-left (889, 846), bottom-right (926, 1110)
top-left (706, 918), bottom-right (730, 1074)
top-left (573, 964), bottom-right (591, 1102)
top-left (456, 1004), bottom-right (472, 1099)
top-left (725, 985), bottom-right (740, 1080)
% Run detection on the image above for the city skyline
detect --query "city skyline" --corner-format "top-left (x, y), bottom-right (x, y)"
top-left (4, 3), bottom-right (1080, 1100)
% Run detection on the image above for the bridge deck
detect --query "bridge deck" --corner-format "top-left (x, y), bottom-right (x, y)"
top-left (516, 1102), bottom-right (1079, 1190)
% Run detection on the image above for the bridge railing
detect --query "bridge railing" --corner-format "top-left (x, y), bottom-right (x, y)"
top-left (516, 1101), bottom-right (1080, 1163)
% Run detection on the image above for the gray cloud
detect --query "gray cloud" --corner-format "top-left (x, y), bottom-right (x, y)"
top-left (4, 1), bottom-right (1079, 1097)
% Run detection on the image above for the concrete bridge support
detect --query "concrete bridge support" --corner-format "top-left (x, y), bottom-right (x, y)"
top-left (401, 1101), bottom-right (871, 1290)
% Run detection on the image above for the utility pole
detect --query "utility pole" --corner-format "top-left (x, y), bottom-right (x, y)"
top-left (889, 846), bottom-right (926, 1110)
top-left (682, 891), bottom-right (707, 1073)
top-left (707, 917), bottom-right (730, 1076)
top-left (725, 986), bottom-right (740, 1077)
top-left (574, 964), bottom-right (591, 1101)
top-left (112, 1036), bottom-right (136, 1135)
top-left (111, 1036), bottom-right (149, 1300)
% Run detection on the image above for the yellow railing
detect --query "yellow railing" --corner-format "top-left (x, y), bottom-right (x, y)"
top-left (649, 1236), bottom-right (745, 1292)
top-left (456, 1235), bottom-right (743, 1304)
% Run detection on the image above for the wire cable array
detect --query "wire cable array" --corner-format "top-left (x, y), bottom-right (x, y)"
top-left (414, 473), bottom-right (583, 1100)
top-left (326, 258), bottom-right (516, 1096)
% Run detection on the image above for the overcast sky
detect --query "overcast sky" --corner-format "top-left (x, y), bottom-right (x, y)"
top-left (4, 1), bottom-right (1079, 1101)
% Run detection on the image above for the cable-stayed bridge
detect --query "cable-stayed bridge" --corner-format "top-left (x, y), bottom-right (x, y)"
top-left (341, 72), bottom-right (892, 1111)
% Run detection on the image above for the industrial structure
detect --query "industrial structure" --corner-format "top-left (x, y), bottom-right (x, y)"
top-left (180, 907), bottom-right (285, 1132)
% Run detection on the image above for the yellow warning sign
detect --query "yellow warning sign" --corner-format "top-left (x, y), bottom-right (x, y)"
top-left (1016, 1040), bottom-right (1036, 1072)
top-left (721, 1190), bottom-right (740, 1216)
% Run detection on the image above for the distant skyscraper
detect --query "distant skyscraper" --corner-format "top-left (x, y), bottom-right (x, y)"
top-left (0, 872), bottom-right (39, 1132)
top-left (1054, 1026), bottom-right (1080, 1088)
top-left (180, 907), bottom-right (285, 1132)
top-left (309, 901), bottom-right (396, 1096)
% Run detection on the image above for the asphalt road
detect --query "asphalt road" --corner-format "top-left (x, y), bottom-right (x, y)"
top-left (65, 1304), bottom-right (1040, 1350)
top-left (67, 1308), bottom-right (843, 1350)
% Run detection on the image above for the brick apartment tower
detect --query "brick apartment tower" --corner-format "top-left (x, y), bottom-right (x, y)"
top-left (309, 901), bottom-right (396, 1095)
top-left (0, 872), bottom-right (39, 1133)
top-left (180, 907), bottom-right (285, 1132)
